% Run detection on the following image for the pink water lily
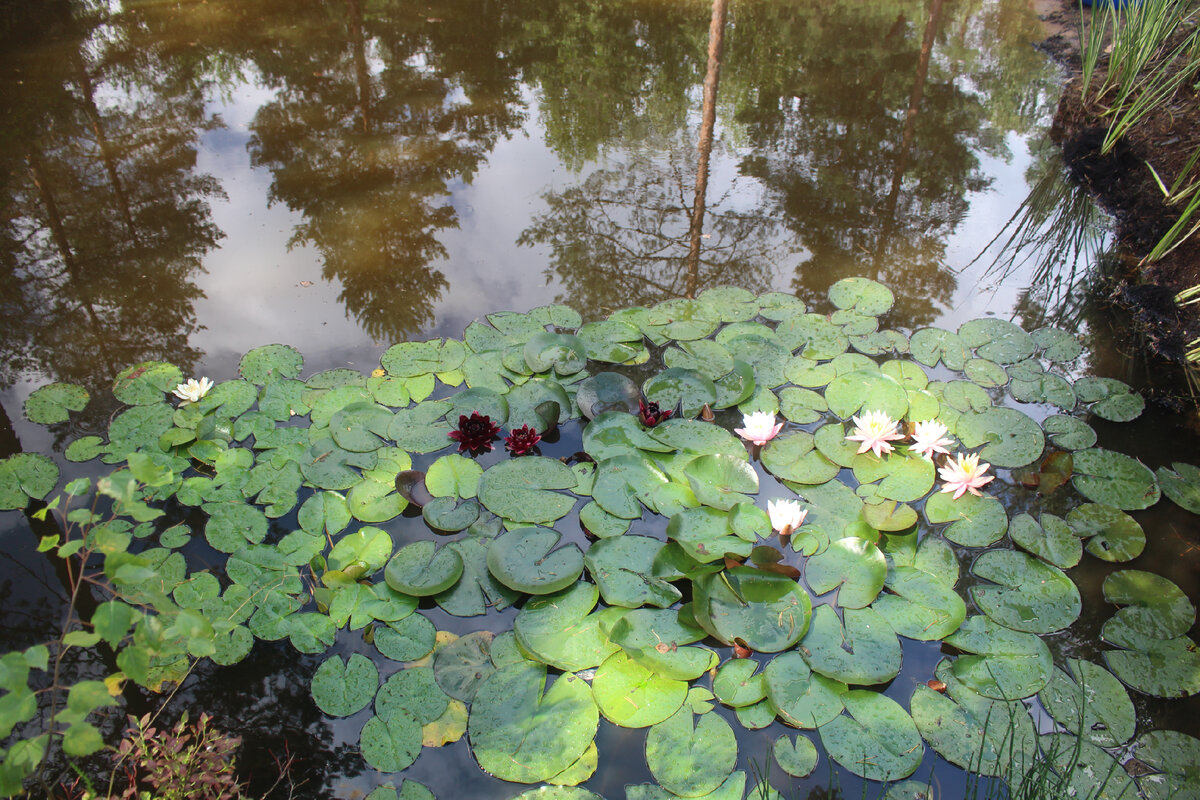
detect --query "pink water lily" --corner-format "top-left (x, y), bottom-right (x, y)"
top-left (735, 411), bottom-right (784, 446)
top-left (845, 409), bottom-right (905, 458)
top-left (938, 452), bottom-right (995, 499)
top-left (767, 499), bottom-right (807, 534)
top-left (909, 419), bottom-right (954, 460)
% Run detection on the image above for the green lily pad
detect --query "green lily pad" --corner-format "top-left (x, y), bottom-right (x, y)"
top-left (664, 339), bottom-right (735, 380)
top-left (434, 535), bottom-right (521, 618)
top-left (801, 606), bottom-right (900, 685)
top-left (25, 383), bottom-right (89, 425)
top-left (665, 507), bottom-right (753, 564)
top-left (1071, 448), bottom-right (1160, 510)
top-left (385, 541), bottom-right (463, 597)
top-left (645, 708), bottom-right (737, 798)
top-left (1066, 503), bottom-right (1146, 562)
top-left (579, 501), bottom-right (633, 538)
top-left (486, 527), bottom-right (583, 595)
top-left (787, 477), bottom-right (868, 544)
top-left (477, 457), bottom-right (577, 525)
top-left (1032, 327), bottom-right (1083, 362)
top-left (647, 419), bottom-right (748, 460)
top-left (763, 650), bottom-right (846, 729)
top-left (365, 781), bottom-right (436, 800)
top-left (375, 613), bottom-right (436, 663)
top-left (964, 358), bottom-right (1009, 388)
top-left (724, 335), bottom-right (791, 388)
top-left (1103, 615), bottom-right (1200, 698)
top-left (643, 368), bottom-right (718, 418)
top-left (954, 407), bottom-right (1044, 468)
top-left (828, 277), bottom-right (894, 315)
top-left (585, 536), bottom-right (682, 609)
top-left (1041, 733), bottom-right (1139, 800)
top-left (1008, 372), bottom-right (1076, 410)
top-left (66, 435), bottom-right (105, 463)
top-left (432, 630), bottom-right (496, 702)
top-left (945, 616), bottom-right (1052, 700)
top-left (594, 650), bottom-right (687, 729)
top-left (310, 653), bottom-right (378, 717)
top-left (1134, 730), bottom-right (1200, 800)
top-left (376, 666), bottom-right (450, 725)
top-left (761, 431), bottom-right (839, 485)
top-left (513, 582), bottom-right (620, 672)
top-left (593, 454), bottom-right (671, 518)
top-left (524, 332), bottom-right (588, 375)
top-left (114, 362), bottom-right (184, 406)
top-left (692, 567), bottom-right (812, 652)
top-left (239, 344), bottom-right (303, 385)
top-left (577, 373), bottom-right (641, 419)
top-left (711, 659), bottom-right (767, 708)
top-left (469, 663), bottom-right (597, 784)
top-left (0, 454), bottom-right (59, 510)
top-left (360, 711), bottom-right (421, 773)
top-left (684, 455), bottom-right (758, 511)
top-left (804, 537), bottom-right (886, 609)
top-left (329, 402), bottom-right (393, 453)
top-left (1038, 659), bottom-right (1135, 748)
top-left (1156, 462), bottom-right (1200, 514)
top-left (909, 328), bottom-right (968, 371)
top-left (819, 691), bottom-right (922, 781)
top-left (648, 298), bottom-right (722, 341)
top-left (422, 496), bottom-right (481, 532)
top-left (387, 401), bottom-right (453, 454)
top-left (969, 550), bottom-right (1081, 634)
top-left (924, 491), bottom-right (1007, 548)
top-left (775, 314), bottom-right (849, 360)
top-left (853, 453), bottom-right (935, 503)
top-left (825, 371), bottom-right (908, 421)
top-left (1008, 513), bottom-right (1082, 569)
top-left (958, 318), bottom-right (1035, 364)
top-left (578, 320), bottom-right (646, 364)
top-left (103, 403), bottom-right (174, 463)
top-left (861, 500), bottom-right (917, 533)
top-left (1103, 570), bottom-right (1196, 639)
top-left (872, 566), bottom-right (965, 640)
top-left (608, 608), bottom-right (717, 681)
top-left (382, 339), bottom-right (466, 376)
top-left (779, 387), bottom-right (828, 424)
top-left (773, 734), bottom-right (818, 778)
top-left (445, 388), bottom-right (510, 429)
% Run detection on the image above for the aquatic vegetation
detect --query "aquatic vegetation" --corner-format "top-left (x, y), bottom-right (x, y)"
top-left (172, 377), bottom-right (214, 404)
top-left (2, 279), bottom-right (1200, 799)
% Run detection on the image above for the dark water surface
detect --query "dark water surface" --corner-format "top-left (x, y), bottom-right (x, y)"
top-left (2, 0), bottom-right (1198, 797)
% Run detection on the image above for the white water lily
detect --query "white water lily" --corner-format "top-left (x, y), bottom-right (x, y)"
top-left (173, 377), bottom-right (214, 404)
top-left (938, 452), bottom-right (995, 500)
top-left (767, 498), bottom-right (807, 534)
top-left (909, 419), bottom-right (954, 460)
top-left (734, 411), bottom-right (784, 446)
top-left (845, 409), bottom-right (905, 458)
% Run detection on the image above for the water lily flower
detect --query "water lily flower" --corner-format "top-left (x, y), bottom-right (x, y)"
top-left (735, 411), bottom-right (784, 446)
top-left (504, 424), bottom-right (541, 456)
top-left (844, 409), bottom-right (905, 458)
top-left (638, 400), bottom-right (673, 428)
top-left (173, 377), bottom-right (214, 404)
top-left (449, 412), bottom-right (500, 455)
top-left (938, 452), bottom-right (995, 499)
top-left (768, 498), bottom-right (807, 534)
top-left (909, 419), bottom-right (955, 460)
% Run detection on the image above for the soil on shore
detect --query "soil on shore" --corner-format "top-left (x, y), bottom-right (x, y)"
top-left (1034, 0), bottom-right (1200, 367)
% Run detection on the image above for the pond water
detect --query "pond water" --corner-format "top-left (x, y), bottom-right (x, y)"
top-left (2, 0), bottom-right (1199, 798)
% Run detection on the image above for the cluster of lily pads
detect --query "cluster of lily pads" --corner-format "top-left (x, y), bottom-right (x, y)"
top-left (4, 279), bottom-right (1200, 799)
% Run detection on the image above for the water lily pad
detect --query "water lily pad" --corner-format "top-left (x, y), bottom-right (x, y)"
top-left (329, 402), bottom-right (393, 453)
top-left (861, 500), bottom-right (917, 533)
top-left (1041, 733), bottom-right (1139, 800)
top-left (643, 368), bottom-right (718, 418)
top-left (1032, 327), bottom-right (1083, 362)
top-left (387, 401), bottom-right (453, 454)
top-left (593, 454), bottom-right (671, 518)
top-left (872, 566), bottom-right (965, 640)
top-left (773, 734), bottom-right (818, 778)
top-left (365, 781), bottom-right (437, 800)
top-left (514, 582), bottom-right (620, 672)
top-left (1103, 615), bottom-right (1200, 698)
top-left (433, 630), bottom-right (496, 702)
top-left (711, 659), bottom-right (767, 708)
top-left (239, 344), bottom-right (303, 385)
top-left (486, 527), bottom-right (583, 595)
top-left (434, 535), bottom-right (521, 618)
top-left (376, 666), bottom-right (450, 725)
top-left (909, 328), bottom-right (968, 371)
top-left (376, 613), bottom-right (436, 663)
top-left (788, 478), bottom-right (869, 544)
top-left (825, 371), bottom-right (908, 421)
top-left (585, 536), bottom-right (682, 609)
top-left (1066, 503), bottom-right (1146, 562)
top-left (385, 541), bottom-right (463, 597)
top-left (1038, 659), bottom-right (1135, 748)
top-left (958, 318), bottom-right (1035, 364)
top-left (804, 537), bottom-right (886, 608)
top-left (360, 711), bottom-right (421, 773)
top-left (647, 419), bottom-right (747, 460)
top-left (763, 651), bottom-right (845, 729)
top-left (684, 455), bottom-right (758, 511)
top-left (0, 453), bottom-right (59, 510)
top-left (1103, 570), bottom-right (1196, 639)
top-left (829, 277), bottom-right (894, 315)
top-left (25, 383), bottom-right (89, 425)
top-left (578, 320), bottom-right (646, 365)
top-left (779, 387), bottom-right (828, 424)
top-left (583, 411), bottom-right (674, 461)
top-left (104, 403), bottom-right (174, 463)
top-left (477, 457), bottom-right (577, 525)
top-left (470, 663), bottom-right (597, 784)
top-left (1156, 462), bottom-right (1200, 514)
top-left (579, 501), bottom-right (633, 538)
top-left (761, 431), bottom-right (839, 485)
top-left (608, 608), bottom-right (717, 680)
top-left (801, 606), bottom-right (900, 685)
top-left (724, 335), bottom-right (791, 388)
top-left (1008, 512), bottom-right (1081, 569)
top-left (758, 292), bottom-right (807, 321)
top-left (964, 358), bottom-right (1009, 388)
top-left (648, 298), bottom-right (722, 341)
top-left (576, 373), bottom-right (641, 419)
top-left (970, 550), bottom-right (1081, 634)
top-left (692, 567), bottom-right (812, 652)
top-left (114, 362), bottom-right (184, 406)
top-left (712, 360), bottom-right (757, 409)
top-left (1008, 372), bottom-right (1076, 410)
top-left (594, 650), bottom-right (687, 729)
top-left (954, 407), bottom-right (1044, 468)
top-left (645, 708), bottom-right (737, 798)
top-left (819, 691), bottom-right (921, 781)
top-left (924, 492), bottom-right (1007, 548)
top-left (665, 507), bottom-right (753, 564)
top-left (66, 436), bottom-right (105, 463)
top-left (1134, 730), bottom-right (1200, 800)
top-left (1075, 377), bottom-right (1144, 422)
top-left (775, 314), bottom-right (849, 360)
top-left (854, 453), bottom-right (935, 503)
top-left (945, 616), bottom-right (1052, 700)
top-left (524, 332), bottom-right (588, 375)
top-left (422, 496), bottom-right (481, 532)
top-left (382, 339), bottom-right (466, 376)
top-left (310, 653), bottom-right (378, 717)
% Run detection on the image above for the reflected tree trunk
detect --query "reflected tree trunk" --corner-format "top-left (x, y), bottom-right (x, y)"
top-left (346, 0), bottom-right (374, 135)
top-left (876, 0), bottom-right (944, 267)
top-left (684, 0), bottom-right (728, 299)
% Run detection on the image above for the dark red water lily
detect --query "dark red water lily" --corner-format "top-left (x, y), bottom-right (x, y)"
top-left (638, 399), bottom-right (673, 427)
top-left (504, 424), bottom-right (542, 456)
top-left (448, 412), bottom-right (500, 455)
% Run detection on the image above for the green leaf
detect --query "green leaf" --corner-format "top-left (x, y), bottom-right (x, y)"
top-left (924, 491), bottom-right (1007, 548)
top-left (819, 691), bottom-right (921, 781)
top-left (375, 614), bottom-right (436, 663)
top-left (954, 407), bottom-right (1045, 468)
top-left (376, 666), bottom-right (450, 725)
top-left (385, 541), bottom-right (463, 596)
top-left (113, 362), bottom-right (183, 406)
top-left (800, 606), bottom-right (900, 685)
top-left (645, 708), bottom-right (737, 798)
top-left (684, 455), bottom-right (758, 511)
top-left (310, 653), bottom-right (378, 717)
top-left (468, 663), bottom-right (598, 784)
top-left (909, 328), bottom-right (968, 370)
top-left (1008, 513), bottom-right (1082, 569)
top-left (434, 535), bottom-right (521, 617)
top-left (66, 435), bottom-right (105, 462)
top-left (240, 344), bottom-right (303, 384)
top-left (825, 370), bottom-right (908, 421)
top-left (1038, 659), bottom-right (1135, 748)
top-left (872, 566), bottom-right (965, 640)
top-left (432, 631), bottom-right (496, 702)
top-left (593, 650), bottom-right (687, 729)
top-left (776, 314), bottom-right (849, 360)
top-left (773, 734), bottom-right (818, 778)
top-left (425, 454), bottom-right (484, 499)
top-left (486, 527), bottom-right (583, 595)
top-left (1071, 448), bottom-right (1160, 510)
top-left (693, 567), bottom-right (811, 653)
top-left (1134, 730), bottom-right (1200, 800)
top-left (643, 368), bottom-right (718, 418)
top-left (969, 550), bottom-right (1081, 634)
top-left (945, 616), bottom-right (1052, 700)
top-left (0, 454), bottom-right (58, 509)
top-left (477, 457), bottom-right (577, 525)
top-left (585, 535), bottom-right (682, 609)
top-left (608, 608), bottom-right (717, 680)
top-left (204, 503), bottom-right (268, 553)
top-left (1032, 326), bottom-right (1083, 362)
top-left (958, 318), bottom-right (1034, 364)
top-left (513, 582), bottom-right (619, 672)
top-left (62, 721), bottom-right (105, 756)
top-left (360, 711), bottom-right (422, 773)
top-left (804, 537), bottom-right (886, 609)
top-left (25, 383), bottom-right (89, 424)
top-left (1066, 502), bottom-right (1146, 562)
top-left (763, 650), bottom-right (846, 729)
top-left (1102, 569), bottom-right (1196, 639)
top-left (1156, 461), bottom-right (1200, 514)
top-left (387, 401), bottom-right (453, 453)
top-left (666, 507), bottom-right (753, 564)
top-left (297, 491), bottom-right (352, 537)
top-left (1103, 616), bottom-right (1200, 698)
top-left (330, 402), bottom-right (393, 452)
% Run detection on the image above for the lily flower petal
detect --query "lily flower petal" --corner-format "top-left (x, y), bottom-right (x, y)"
top-left (937, 452), bottom-right (995, 499)
top-left (734, 411), bottom-right (784, 446)
top-left (844, 409), bottom-right (905, 459)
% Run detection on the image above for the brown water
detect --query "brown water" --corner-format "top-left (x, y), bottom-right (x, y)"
top-left (2, 0), bottom-right (1197, 797)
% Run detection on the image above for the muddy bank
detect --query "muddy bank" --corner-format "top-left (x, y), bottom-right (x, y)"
top-left (1035, 0), bottom-right (1200, 370)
